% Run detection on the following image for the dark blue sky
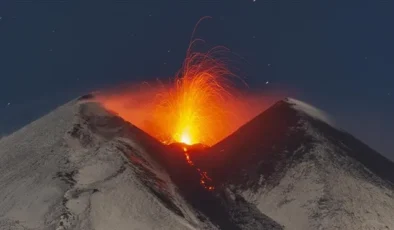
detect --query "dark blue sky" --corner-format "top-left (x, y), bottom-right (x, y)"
top-left (0, 1), bottom-right (393, 160)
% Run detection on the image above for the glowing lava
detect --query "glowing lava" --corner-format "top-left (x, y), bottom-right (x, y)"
top-left (152, 17), bottom-right (241, 146)
top-left (183, 147), bottom-right (214, 191)
top-left (180, 132), bottom-right (192, 145)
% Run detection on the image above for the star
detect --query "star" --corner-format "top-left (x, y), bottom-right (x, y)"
top-left (49, 49), bottom-right (53, 52)
top-left (253, 0), bottom-right (256, 2)
top-left (0, 16), bottom-right (2, 21)
top-left (6, 102), bottom-right (10, 106)
top-left (265, 81), bottom-right (269, 84)
top-left (252, 36), bottom-right (256, 39)
top-left (167, 49), bottom-right (171, 53)
top-left (268, 63), bottom-right (271, 67)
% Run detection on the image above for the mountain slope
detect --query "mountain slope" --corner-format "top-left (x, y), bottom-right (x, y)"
top-left (192, 98), bottom-right (394, 230)
top-left (1, 95), bottom-right (392, 230)
top-left (0, 96), bottom-right (283, 230)
top-left (0, 98), bottom-right (211, 230)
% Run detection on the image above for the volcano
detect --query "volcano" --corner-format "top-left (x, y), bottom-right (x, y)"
top-left (0, 96), bottom-right (393, 230)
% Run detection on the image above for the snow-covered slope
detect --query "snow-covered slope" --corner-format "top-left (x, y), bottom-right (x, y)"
top-left (0, 95), bottom-right (284, 230)
top-left (0, 97), bottom-right (212, 230)
top-left (2, 95), bottom-right (391, 230)
top-left (196, 98), bottom-right (394, 230)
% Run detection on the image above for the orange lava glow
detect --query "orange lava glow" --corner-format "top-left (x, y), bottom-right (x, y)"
top-left (141, 17), bottom-right (241, 146)
top-left (95, 17), bottom-right (286, 191)
top-left (98, 17), bottom-right (250, 146)
top-left (97, 86), bottom-right (282, 146)
top-left (95, 17), bottom-right (285, 146)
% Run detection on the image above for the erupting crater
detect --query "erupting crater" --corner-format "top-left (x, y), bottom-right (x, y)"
top-left (96, 17), bottom-right (276, 191)
top-left (98, 17), bottom-right (244, 148)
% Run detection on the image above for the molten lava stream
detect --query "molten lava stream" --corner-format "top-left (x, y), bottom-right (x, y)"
top-left (183, 147), bottom-right (214, 191)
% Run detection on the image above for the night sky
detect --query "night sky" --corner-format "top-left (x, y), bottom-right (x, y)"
top-left (0, 1), bottom-right (393, 160)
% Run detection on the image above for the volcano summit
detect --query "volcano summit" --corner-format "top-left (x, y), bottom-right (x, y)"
top-left (0, 95), bottom-right (393, 230)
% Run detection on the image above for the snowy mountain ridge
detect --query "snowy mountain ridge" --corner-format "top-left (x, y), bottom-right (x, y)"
top-left (0, 95), bottom-right (393, 230)
top-left (203, 98), bottom-right (394, 230)
top-left (285, 98), bottom-right (338, 129)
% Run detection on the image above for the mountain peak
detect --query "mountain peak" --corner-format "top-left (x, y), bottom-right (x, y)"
top-left (1, 96), bottom-right (393, 230)
top-left (199, 97), bottom-right (394, 185)
top-left (282, 97), bottom-right (338, 128)
top-left (189, 97), bottom-right (394, 230)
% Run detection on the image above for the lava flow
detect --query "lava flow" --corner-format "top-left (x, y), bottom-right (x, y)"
top-left (183, 147), bottom-right (214, 191)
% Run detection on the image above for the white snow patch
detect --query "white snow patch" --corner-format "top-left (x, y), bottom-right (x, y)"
top-left (285, 98), bottom-right (339, 129)
top-left (66, 192), bottom-right (90, 215)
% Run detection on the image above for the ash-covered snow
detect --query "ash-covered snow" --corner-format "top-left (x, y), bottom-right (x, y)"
top-left (2, 96), bottom-right (391, 230)
top-left (0, 98), bottom-right (212, 230)
top-left (244, 138), bottom-right (394, 230)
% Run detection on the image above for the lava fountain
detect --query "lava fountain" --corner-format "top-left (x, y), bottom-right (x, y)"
top-left (98, 16), bottom-right (246, 147)
top-left (153, 31), bottom-right (241, 146)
